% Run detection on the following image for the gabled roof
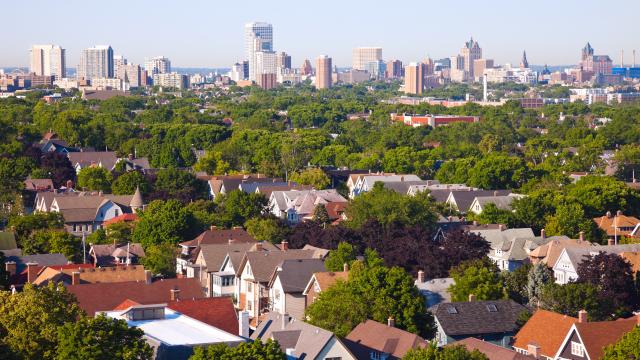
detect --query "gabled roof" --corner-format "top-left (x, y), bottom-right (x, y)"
top-left (180, 228), bottom-right (257, 248)
top-left (303, 270), bottom-right (349, 295)
top-left (512, 310), bottom-right (578, 358)
top-left (345, 319), bottom-right (428, 359)
top-left (89, 243), bottom-right (145, 267)
top-left (66, 278), bottom-right (205, 316)
top-left (198, 242), bottom-right (278, 272)
top-left (557, 244), bottom-right (640, 270)
top-left (167, 297), bottom-right (238, 335)
top-left (449, 190), bottom-right (512, 213)
top-left (471, 195), bottom-right (521, 212)
top-left (415, 277), bottom-right (454, 308)
top-left (269, 258), bottom-right (326, 293)
top-left (23, 178), bottom-right (54, 191)
top-left (432, 300), bottom-right (527, 336)
top-left (67, 151), bottom-right (119, 171)
top-left (6, 253), bottom-right (68, 273)
top-left (103, 213), bottom-right (138, 226)
top-left (453, 337), bottom-right (531, 360)
top-left (33, 264), bottom-right (146, 286)
top-left (237, 249), bottom-right (321, 282)
top-left (593, 212), bottom-right (640, 236)
top-left (557, 317), bottom-right (638, 360)
top-left (528, 238), bottom-right (593, 266)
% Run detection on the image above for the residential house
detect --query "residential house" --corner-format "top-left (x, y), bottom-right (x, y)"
top-left (119, 154), bottom-right (151, 172)
top-left (554, 311), bottom-right (638, 360)
top-left (254, 183), bottom-right (314, 199)
top-left (39, 138), bottom-right (78, 153)
top-left (67, 151), bottom-right (119, 174)
top-left (33, 264), bottom-right (148, 286)
top-left (344, 319), bottom-right (429, 360)
top-left (252, 312), bottom-right (356, 359)
top-left (165, 297), bottom-right (240, 336)
top-left (88, 243), bottom-right (146, 266)
top-left (553, 243), bottom-right (640, 284)
top-left (4, 253), bottom-right (69, 287)
top-left (302, 269), bottom-right (349, 306)
top-left (512, 310), bottom-right (578, 359)
top-left (432, 299), bottom-right (527, 347)
top-left (383, 180), bottom-right (441, 196)
top-left (350, 174), bottom-right (422, 198)
top-left (23, 178), bottom-right (54, 192)
top-left (528, 236), bottom-right (593, 266)
top-left (453, 338), bottom-right (532, 360)
top-left (207, 174), bottom-right (283, 200)
top-left (414, 271), bottom-right (455, 308)
top-left (472, 227), bottom-right (556, 271)
top-left (468, 194), bottom-right (525, 215)
top-left (269, 189), bottom-right (348, 224)
top-left (445, 190), bottom-right (512, 214)
top-left (268, 258), bottom-right (326, 319)
top-left (593, 210), bottom-right (640, 241)
top-left (234, 248), bottom-right (326, 325)
top-left (66, 277), bottom-right (206, 316)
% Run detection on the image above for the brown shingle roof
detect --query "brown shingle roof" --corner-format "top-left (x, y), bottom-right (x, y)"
top-left (67, 151), bottom-right (119, 171)
top-left (574, 316), bottom-right (638, 360)
top-left (180, 228), bottom-right (257, 247)
top-left (167, 297), bottom-right (238, 335)
top-left (345, 319), bottom-right (428, 359)
top-left (453, 337), bottom-right (532, 360)
top-left (512, 310), bottom-right (578, 358)
top-left (593, 213), bottom-right (640, 236)
top-left (238, 249), bottom-right (321, 282)
top-left (34, 264), bottom-right (147, 285)
top-left (528, 238), bottom-right (593, 266)
top-left (303, 271), bottom-right (348, 295)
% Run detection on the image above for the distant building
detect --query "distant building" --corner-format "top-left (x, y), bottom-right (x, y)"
top-left (230, 63), bottom-right (244, 82)
top-left (78, 45), bottom-right (114, 80)
top-left (245, 22), bottom-right (273, 81)
top-left (300, 59), bottom-right (313, 76)
top-left (276, 51), bottom-right (291, 70)
top-left (116, 63), bottom-right (144, 88)
top-left (386, 59), bottom-right (403, 78)
top-left (520, 50), bottom-right (529, 69)
top-left (30, 45), bottom-right (66, 80)
top-left (473, 59), bottom-right (494, 82)
top-left (404, 62), bottom-right (424, 95)
top-left (144, 56), bottom-right (171, 76)
top-left (580, 42), bottom-right (612, 75)
top-left (257, 73), bottom-right (276, 90)
top-left (460, 38), bottom-right (482, 80)
top-left (352, 47), bottom-right (382, 71)
top-left (152, 72), bottom-right (188, 89)
top-left (255, 50), bottom-right (277, 77)
top-left (390, 113), bottom-right (479, 128)
top-left (315, 55), bottom-right (332, 89)
top-left (90, 77), bottom-right (126, 91)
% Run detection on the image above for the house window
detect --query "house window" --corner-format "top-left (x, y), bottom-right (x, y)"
top-left (571, 341), bottom-right (584, 357)
top-left (114, 208), bottom-right (120, 216)
top-left (247, 281), bottom-right (253, 293)
top-left (247, 300), bottom-right (253, 311)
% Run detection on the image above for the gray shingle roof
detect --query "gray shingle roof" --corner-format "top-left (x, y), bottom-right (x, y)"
top-left (432, 300), bottom-right (527, 336)
top-left (450, 190), bottom-right (512, 213)
top-left (239, 249), bottom-right (321, 282)
top-left (271, 258), bottom-right (326, 293)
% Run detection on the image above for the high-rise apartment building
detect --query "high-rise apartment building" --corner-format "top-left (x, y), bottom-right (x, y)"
top-left (255, 51), bottom-right (277, 77)
top-left (316, 55), bottom-right (332, 89)
top-left (78, 45), bottom-right (114, 80)
top-left (144, 56), bottom-right (171, 75)
top-left (30, 45), bottom-right (66, 80)
top-left (152, 72), bottom-right (188, 89)
top-left (386, 60), bottom-right (403, 78)
top-left (245, 22), bottom-right (273, 81)
top-left (460, 38), bottom-right (482, 80)
top-left (404, 63), bottom-right (424, 95)
top-left (301, 59), bottom-right (313, 76)
top-left (230, 63), bottom-right (244, 82)
top-left (473, 59), bottom-right (494, 82)
top-left (276, 52), bottom-right (292, 71)
top-left (352, 47), bottom-right (382, 71)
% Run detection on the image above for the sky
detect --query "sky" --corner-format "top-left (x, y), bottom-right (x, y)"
top-left (2, 0), bottom-right (639, 69)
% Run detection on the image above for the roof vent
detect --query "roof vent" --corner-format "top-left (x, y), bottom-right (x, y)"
top-left (486, 304), bottom-right (498, 312)
top-left (447, 306), bottom-right (458, 314)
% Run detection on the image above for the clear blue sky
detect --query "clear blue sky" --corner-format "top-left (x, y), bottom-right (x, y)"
top-left (2, 0), bottom-right (639, 68)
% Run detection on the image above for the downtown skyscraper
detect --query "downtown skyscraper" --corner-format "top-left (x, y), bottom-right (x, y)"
top-left (29, 45), bottom-right (66, 79)
top-left (245, 22), bottom-right (273, 81)
top-left (316, 55), bottom-right (332, 89)
top-left (78, 45), bottom-right (114, 80)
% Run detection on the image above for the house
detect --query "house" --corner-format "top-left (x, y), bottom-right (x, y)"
top-left (234, 248), bottom-right (326, 325)
top-left (166, 297), bottom-right (240, 336)
top-left (33, 264), bottom-right (148, 286)
top-left (553, 244), bottom-right (640, 284)
top-left (253, 183), bottom-right (314, 199)
top-left (66, 277), bottom-right (206, 316)
top-left (350, 174), bottom-right (422, 198)
top-left (302, 269), bottom-right (349, 306)
top-left (206, 174), bottom-right (282, 200)
top-left (23, 178), bottom-right (54, 192)
top-left (472, 227), bottom-right (553, 271)
top-left (431, 299), bottom-right (527, 347)
top-left (4, 253), bottom-right (69, 287)
top-left (554, 311), bottom-right (638, 360)
top-left (593, 210), bottom-right (640, 240)
top-left (344, 319), bottom-right (429, 360)
top-left (383, 180), bottom-right (441, 196)
top-left (445, 190), bottom-right (513, 214)
top-left (528, 236), bottom-right (593, 266)
top-left (103, 301), bottom-right (244, 360)
top-left (252, 312), bottom-right (356, 360)
top-left (119, 154), bottom-right (151, 172)
top-left (453, 338), bottom-right (532, 360)
top-left (0, 231), bottom-right (18, 251)
top-left (269, 189), bottom-right (348, 224)
top-left (34, 189), bottom-right (78, 212)
top-left (102, 213), bottom-right (138, 227)
top-left (268, 258), bottom-right (326, 319)
top-left (67, 151), bottom-right (119, 174)
top-left (39, 138), bottom-right (78, 154)
top-left (88, 243), bottom-right (146, 267)
top-left (414, 271), bottom-right (454, 308)
top-left (468, 194), bottom-right (525, 215)
top-left (512, 310), bottom-right (578, 359)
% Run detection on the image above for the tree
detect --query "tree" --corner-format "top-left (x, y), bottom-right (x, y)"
top-left (39, 152), bottom-right (76, 188)
top-left (602, 325), bottom-right (640, 359)
top-left (56, 314), bottom-right (153, 360)
top-left (105, 221), bottom-right (136, 244)
top-left (526, 262), bottom-right (553, 307)
top-left (312, 204), bottom-right (331, 225)
top-left (132, 200), bottom-right (201, 248)
top-left (502, 263), bottom-right (531, 304)
top-left (0, 282), bottom-right (83, 360)
top-left (469, 203), bottom-right (516, 227)
top-left (193, 151), bottom-right (230, 175)
top-left (403, 343), bottom-right (488, 360)
top-left (142, 243), bottom-right (177, 278)
top-left (76, 167), bottom-right (113, 192)
top-left (0, 251), bottom-right (10, 290)
top-left (567, 176), bottom-right (640, 218)
top-left (324, 242), bottom-right (357, 272)
top-left (190, 339), bottom-right (285, 360)
top-left (448, 258), bottom-right (504, 302)
top-left (467, 154), bottom-right (527, 190)
top-left (539, 283), bottom-right (606, 320)
top-left (151, 168), bottom-right (208, 203)
top-left (25, 230), bottom-right (79, 261)
top-left (545, 203), bottom-right (598, 240)
top-left (215, 190), bottom-right (267, 228)
top-left (8, 212), bottom-right (64, 247)
top-left (111, 171), bottom-right (149, 195)
top-left (289, 168), bottom-right (330, 189)
top-left (244, 217), bottom-right (289, 244)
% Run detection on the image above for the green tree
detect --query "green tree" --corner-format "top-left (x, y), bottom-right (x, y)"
top-left (448, 258), bottom-right (504, 302)
top-left (190, 339), bottom-right (285, 360)
top-left (0, 282), bottom-right (83, 360)
top-left (289, 168), bottom-right (330, 189)
top-left (56, 314), bottom-right (153, 360)
top-left (502, 263), bottom-right (531, 304)
top-left (0, 251), bottom-right (10, 290)
top-left (567, 176), bottom-right (640, 218)
top-left (142, 243), bottom-right (177, 277)
top-left (540, 283), bottom-right (606, 320)
top-left (215, 190), bottom-right (267, 228)
top-left (312, 204), bottom-right (331, 225)
top-left (324, 242), bottom-right (357, 272)
top-left (153, 168), bottom-right (208, 202)
top-left (244, 217), bottom-right (289, 244)
top-left (403, 343), bottom-right (488, 360)
top-left (76, 166), bottom-right (113, 192)
top-left (467, 154), bottom-right (527, 190)
top-left (8, 212), bottom-right (64, 248)
top-left (111, 171), bottom-right (149, 195)
top-left (193, 151), bottom-right (230, 175)
top-left (25, 230), bottom-right (79, 261)
top-left (132, 200), bottom-right (201, 248)
top-left (469, 203), bottom-right (516, 227)
top-left (545, 203), bottom-right (598, 240)
top-left (602, 325), bottom-right (640, 360)
top-left (527, 262), bottom-right (554, 307)
top-left (105, 221), bottom-right (136, 244)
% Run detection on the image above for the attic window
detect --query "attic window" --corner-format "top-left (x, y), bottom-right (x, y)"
top-left (446, 306), bottom-right (458, 314)
top-left (486, 304), bottom-right (498, 312)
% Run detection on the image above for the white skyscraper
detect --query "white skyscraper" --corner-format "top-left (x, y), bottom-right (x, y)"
top-left (245, 22), bottom-right (273, 81)
top-left (144, 56), bottom-right (171, 75)
top-left (30, 45), bottom-right (66, 79)
top-left (352, 47), bottom-right (383, 71)
top-left (78, 45), bottom-right (114, 80)
top-left (255, 51), bottom-right (277, 77)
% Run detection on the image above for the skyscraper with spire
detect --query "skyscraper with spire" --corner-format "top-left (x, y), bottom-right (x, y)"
top-left (460, 38), bottom-right (482, 80)
top-left (520, 50), bottom-right (529, 69)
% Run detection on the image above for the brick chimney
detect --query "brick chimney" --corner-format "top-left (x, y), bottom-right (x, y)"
top-left (579, 231), bottom-right (585, 241)
top-left (239, 311), bottom-right (250, 338)
top-left (343, 263), bottom-right (349, 272)
top-left (417, 270), bottom-right (425, 283)
top-left (387, 317), bottom-right (395, 327)
top-left (281, 241), bottom-right (288, 251)
top-left (71, 271), bottom-right (81, 285)
top-left (540, 229), bottom-right (546, 239)
top-left (606, 211), bottom-right (612, 218)
top-left (469, 294), bottom-right (477, 302)
top-left (617, 210), bottom-right (623, 216)
top-left (5, 261), bottom-right (16, 277)
top-left (145, 270), bottom-right (152, 285)
top-left (26, 263), bottom-right (38, 283)
top-left (578, 310), bottom-right (588, 323)
top-left (228, 238), bottom-right (235, 244)
top-left (608, 238), bottom-right (614, 246)
top-left (170, 288), bottom-right (181, 301)
top-left (282, 313), bottom-right (291, 329)
top-left (210, 225), bottom-right (217, 231)
top-left (527, 344), bottom-right (540, 359)
top-left (255, 242), bottom-right (263, 251)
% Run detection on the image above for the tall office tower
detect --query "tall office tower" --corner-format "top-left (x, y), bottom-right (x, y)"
top-left (386, 59), bottom-right (403, 78)
top-left (30, 45), bottom-right (66, 79)
top-left (460, 38), bottom-right (482, 80)
top-left (230, 63), bottom-right (244, 82)
top-left (78, 45), bottom-right (114, 80)
top-left (255, 50), bottom-right (277, 77)
top-left (352, 47), bottom-right (382, 71)
top-left (116, 63), bottom-right (143, 88)
top-left (520, 50), bottom-right (529, 69)
top-left (144, 56), bottom-right (171, 75)
top-left (473, 59), bottom-right (494, 82)
top-left (404, 62), bottom-right (424, 95)
top-left (450, 55), bottom-right (467, 82)
top-left (276, 52), bottom-right (292, 71)
top-left (315, 55), bottom-right (332, 89)
top-left (245, 22), bottom-right (273, 81)
top-left (301, 59), bottom-right (313, 76)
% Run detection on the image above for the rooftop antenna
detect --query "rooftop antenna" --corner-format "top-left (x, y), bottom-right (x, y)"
top-left (621, 49), bottom-right (624, 67)
top-left (634, 50), bottom-right (637, 67)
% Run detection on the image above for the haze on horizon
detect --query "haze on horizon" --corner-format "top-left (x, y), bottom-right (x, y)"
top-left (2, 0), bottom-right (638, 69)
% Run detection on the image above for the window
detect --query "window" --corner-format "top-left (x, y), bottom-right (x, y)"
top-left (114, 208), bottom-right (120, 216)
top-left (446, 306), bottom-right (457, 314)
top-left (571, 341), bottom-right (584, 357)
top-left (247, 281), bottom-right (253, 293)
top-left (486, 304), bottom-right (498, 312)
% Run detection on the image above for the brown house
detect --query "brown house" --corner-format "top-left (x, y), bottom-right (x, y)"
top-left (512, 310), bottom-right (578, 359)
top-left (302, 268), bottom-right (349, 306)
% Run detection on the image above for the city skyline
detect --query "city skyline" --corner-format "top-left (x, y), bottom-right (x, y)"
top-left (2, 0), bottom-right (639, 68)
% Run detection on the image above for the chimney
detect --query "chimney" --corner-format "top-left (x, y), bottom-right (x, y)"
top-left (255, 242), bottom-right (263, 251)
top-left (493, 190), bottom-right (498, 196)
top-left (66, 180), bottom-right (74, 189)
top-left (210, 225), bottom-right (217, 231)
top-left (472, 220), bottom-right (478, 226)
top-left (540, 229), bottom-right (546, 239)
top-left (498, 224), bottom-right (505, 232)
top-left (387, 317), bottom-right (395, 327)
top-left (606, 211), bottom-right (612, 218)
top-left (417, 270), bottom-right (425, 283)
top-left (579, 231), bottom-right (585, 241)
top-left (281, 313), bottom-right (291, 329)
top-left (228, 238), bottom-right (235, 244)
top-left (469, 294), bottom-right (477, 302)
top-left (527, 344), bottom-right (541, 359)
top-left (608, 238), bottom-right (614, 246)
top-left (239, 311), bottom-right (250, 338)
top-left (71, 271), bottom-right (80, 285)
top-left (128, 153), bottom-right (134, 160)
top-left (145, 270), bottom-right (152, 284)
top-left (578, 310), bottom-right (588, 323)
top-left (281, 241), bottom-right (288, 251)
top-left (5, 261), bottom-right (16, 277)
top-left (617, 210), bottom-right (623, 217)
top-left (170, 288), bottom-right (180, 301)
top-left (343, 263), bottom-right (349, 272)
top-left (26, 263), bottom-right (38, 283)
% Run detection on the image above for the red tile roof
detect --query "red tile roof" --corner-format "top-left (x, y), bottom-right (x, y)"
top-left (167, 297), bottom-right (238, 335)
